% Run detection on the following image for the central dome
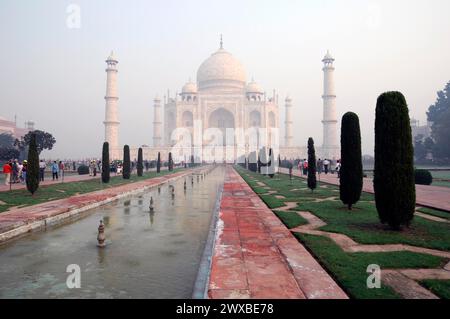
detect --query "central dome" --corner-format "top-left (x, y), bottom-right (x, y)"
top-left (197, 48), bottom-right (247, 91)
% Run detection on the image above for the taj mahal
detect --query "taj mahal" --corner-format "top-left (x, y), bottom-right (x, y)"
top-left (103, 39), bottom-right (339, 162)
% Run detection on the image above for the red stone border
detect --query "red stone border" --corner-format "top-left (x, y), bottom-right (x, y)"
top-left (208, 166), bottom-right (348, 299)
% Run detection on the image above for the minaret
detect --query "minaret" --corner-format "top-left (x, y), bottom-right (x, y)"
top-left (104, 51), bottom-right (120, 154)
top-left (285, 96), bottom-right (293, 147)
top-left (322, 50), bottom-right (338, 159)
top-left (153, 96), bottom-right (162, 147)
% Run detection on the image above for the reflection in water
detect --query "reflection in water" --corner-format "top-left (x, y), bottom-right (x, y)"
top-left (0, 166), bottom-right (224, 299)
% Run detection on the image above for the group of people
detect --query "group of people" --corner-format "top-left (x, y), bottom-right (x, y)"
top-left (2, 159), bottom-right (66, 186)
top-left (2, 159), bottom-right (28, 185)
top-left (296, 158), bottom-right (339, 176)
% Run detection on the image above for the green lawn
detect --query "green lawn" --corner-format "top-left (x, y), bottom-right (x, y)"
top-left (0, 168), bottom-right (183, 213)
top-left (295, 233), bottom-right (446, 299)
top-left (274, 210), bottom-right (308, 229)
top-left (236, 166), bottom-right (450, 299)
top-left (420, 280), bottom-right (450, 299)
top-left (417, 207), bottom-right (450, 220)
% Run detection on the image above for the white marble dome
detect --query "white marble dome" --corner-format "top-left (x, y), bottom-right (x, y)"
top-left (182, 81), bottom-right (197, 94)
top-left (197, 48), bottom-right (246, 90)
top-left (246, 80), bottom-right (263, 94)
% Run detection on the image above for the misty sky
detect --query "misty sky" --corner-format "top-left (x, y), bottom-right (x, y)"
top-left (1, 0), bottom-right (449, 159)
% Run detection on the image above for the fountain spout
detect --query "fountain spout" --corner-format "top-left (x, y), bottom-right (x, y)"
top-left (149, 197), bottom-right (154, 212)
top-left (97, 220), bottom-right (106, 248)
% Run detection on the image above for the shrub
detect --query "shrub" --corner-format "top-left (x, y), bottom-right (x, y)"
top-left (340, 112), bottom-right (363, 210)
top-left (26, 133), bottom-right (39, 195)
top-left (102, 142), bottom-right (110, 183)
top-left (374, 92), bottom-right (415, 230)
top-left (78, 165), bottom-right (89, 175)
top-left (123, 145), bottom-right (131, 179)
top-left (137, 147), bottom-right (143, 177)
top-left (307, 138), bottom-right (317, 192)
top-left (168, 152), bottom-right (173, 171)
top-left (157, 152), bottom-right (161, 173)
top-left (415, 169), bottom-right (433, 185)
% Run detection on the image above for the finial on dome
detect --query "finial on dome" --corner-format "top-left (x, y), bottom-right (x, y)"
top-left (220, 34), bottom-right (223, 49)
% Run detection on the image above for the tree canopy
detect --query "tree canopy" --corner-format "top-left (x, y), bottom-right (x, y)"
top-left (15, 130), bottom-right (56, 155)
top-left (427, 81), bottom-right (450, 160)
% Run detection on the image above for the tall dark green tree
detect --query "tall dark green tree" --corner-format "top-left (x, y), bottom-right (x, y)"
top-left (168, 152), bottom-right (173, 171)
top-left (157, 152), bottom-right (161, 173)
top-left (374, 92), bottom-right (415, 230)
top-left (102, 142), bottom-right (110, 183)
top-left (123, 145), bottom-right (131, 179)
top-left (427, 81), bottom-right (450, 160)
top-left (137, 148), bottom-right (143, 177)
top-left (307, 138), bottom-right (317, 192)
top-left (339, 112), bottom-right (363, 210)
top-left (26, 133), bottom-right (39, 195)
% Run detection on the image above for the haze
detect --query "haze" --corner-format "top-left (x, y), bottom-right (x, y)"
top-left (1, 0), bottom-right (449, 159)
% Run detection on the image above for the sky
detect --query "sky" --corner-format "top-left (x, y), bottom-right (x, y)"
top-left (0, 0), bottom-right (449, 159)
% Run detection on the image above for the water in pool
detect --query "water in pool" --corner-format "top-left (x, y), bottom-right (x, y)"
top-left (0, 166), bottom-right (224, 299)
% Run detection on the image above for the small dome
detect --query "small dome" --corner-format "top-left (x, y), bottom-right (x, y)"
top-left (182, 81), bottom-right (197, 94)
top-left (197, 48), bottom-right (246, 90)
top-left (246, 80), bottom-right (263, 94)
top-left (106, 51), bottom-right (118, 62)
top-left (322, 50), bottom-right (334, 62)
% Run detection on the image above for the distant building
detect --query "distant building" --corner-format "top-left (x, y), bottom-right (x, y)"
top-left (410, 118), bottom-right (431, 140)
top-left (0, 116), bottom-right (35, 139)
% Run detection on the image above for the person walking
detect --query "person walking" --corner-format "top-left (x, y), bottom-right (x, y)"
top-left (317, 158), bottom-right (323, 175)
top-left (302, 160), bottom-right (309, 176)
top-left (323, 159), bottom-right (330, 175)
top-left (335, 160), bottom-right (341, 178)
top-left (21, 160), bottom-right (28, 184)
top-left (39, 160), bottom-right (46, 181)
top-left (59, 161), bottom-right (65, 181)
top-left (51, 161), bottom-right (59, 181)
top-left (3, 160), bottom-right (12, 186)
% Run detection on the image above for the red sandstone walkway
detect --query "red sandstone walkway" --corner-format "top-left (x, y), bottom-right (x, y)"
top-left (281, 168), bottom-right (450, 212)
top-left (208, 166), bottom-right (347, 299)
top-left (0, 169), bottom-right (195, 243)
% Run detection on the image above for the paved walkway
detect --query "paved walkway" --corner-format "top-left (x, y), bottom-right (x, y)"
top-left (0, 174), bottom-right (99, 192)
top-left (0, 168), bottom-right (198, 243)
top-left (208, 166), bottom-right (347, 299)
top-left (0, 168), bottom-right (169, 193)
top-left (281, 168), bottom-right (450, 212)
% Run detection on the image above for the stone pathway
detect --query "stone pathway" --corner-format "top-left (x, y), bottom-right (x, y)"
top-left (208, 167), bottom-right (347, 299)
top-left (0, 168), bottom-right (205, 243)
top-left (280, 168), bottom-right (450, 212)
top-left (288, 211), bottom-right (450, 299)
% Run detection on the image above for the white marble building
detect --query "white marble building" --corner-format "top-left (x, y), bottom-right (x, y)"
top-left (103, 42), bottom-right (340, 162)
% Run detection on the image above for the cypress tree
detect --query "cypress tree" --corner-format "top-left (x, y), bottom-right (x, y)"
top-left (374, 92), bottom-right (415, 230)
top-left (157, 152), bottom-right (161, 173)
top-left (123, 145), bottom-right (131, 179)
top-left (26, 133), bottom-right (39, 195)
top-left (102, 142), bottom-right (110, 183)
top-left (168, 152), bottom-right (173, 171)
top-left (307, 138), bottom-right (317, 192)
top-left (137, 147), bottom-right (143, 177)
top-left (339, 112), bottom-right (363, 210)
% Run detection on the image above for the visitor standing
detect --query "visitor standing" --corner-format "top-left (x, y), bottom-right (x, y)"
top-left (3, 160), bottom-right (12, 186)
top-left (317, 159), bottom-right (323, 175)
top-left (51, 161), bottom-right (59, 180)
top-left (21, 160), bottom-right (28, 184)
top-left (335, 160), bottom-right (341, 178)
top-left (59, 161), bottom-right (65, 180)
top-left (323, 159), bottom-right (330, 174)
top-left (39, 160), bottom-right (46, 182)
top-left (302, 160), bottom-right (308, 175)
